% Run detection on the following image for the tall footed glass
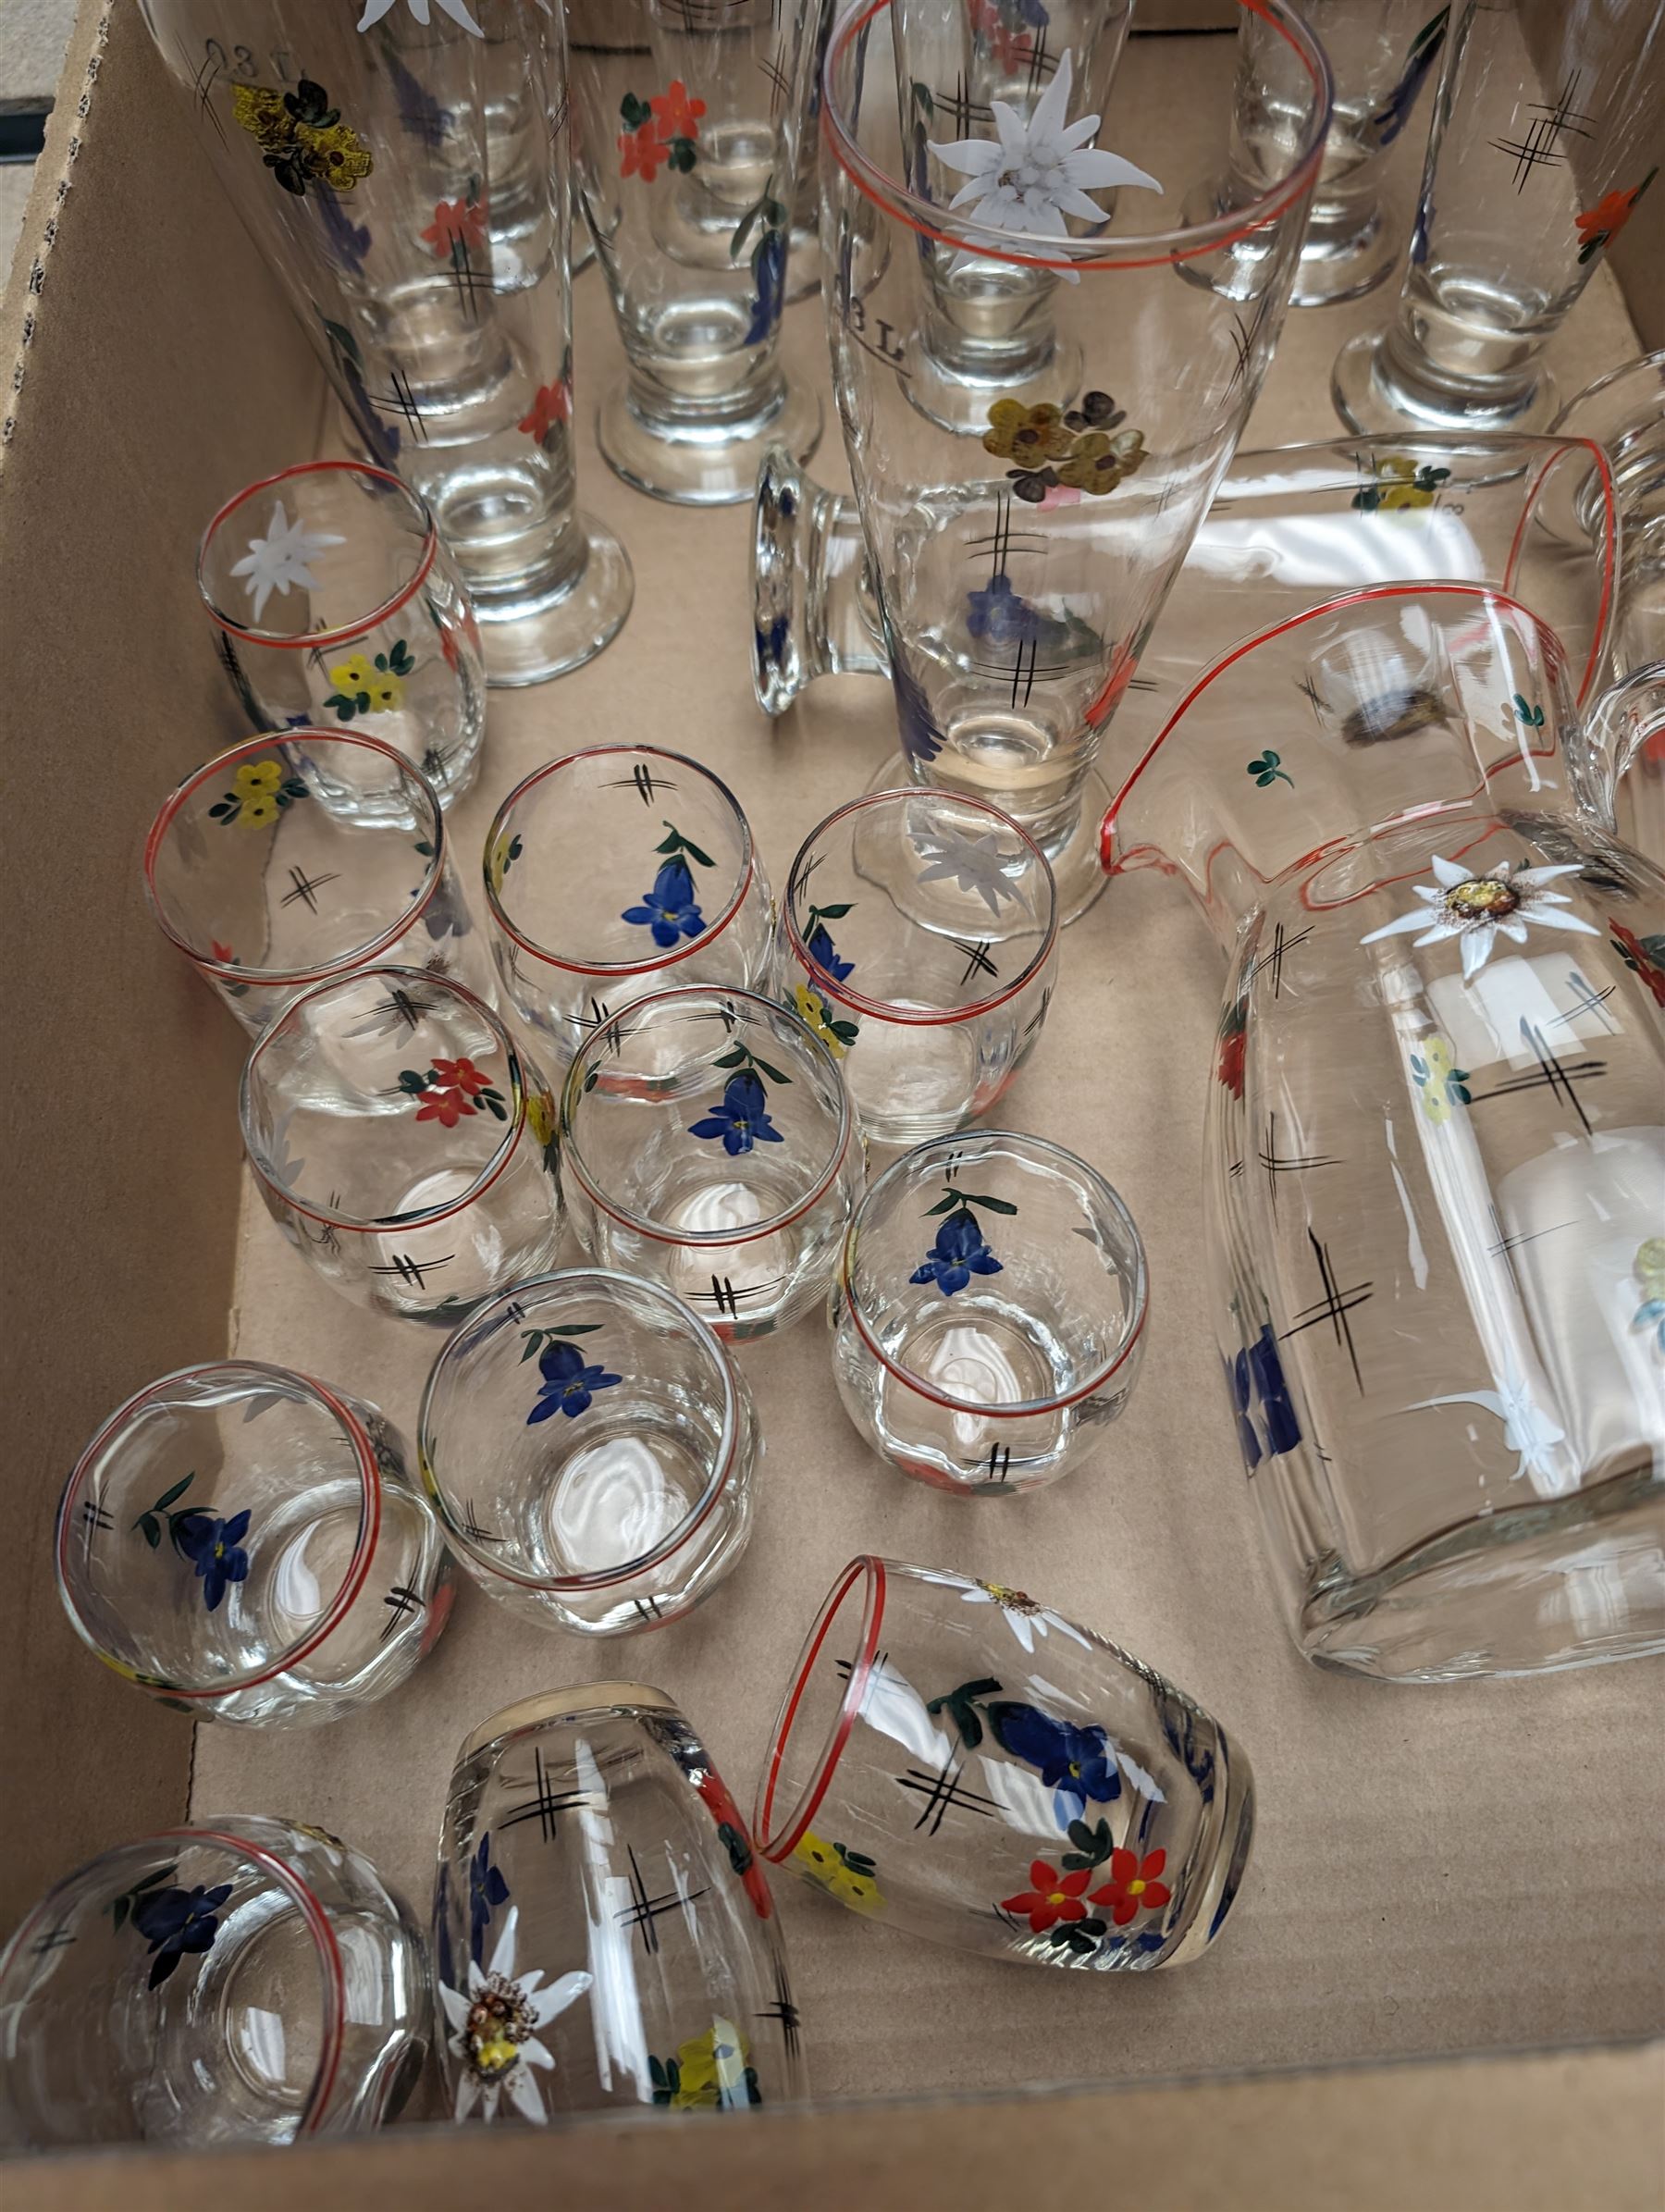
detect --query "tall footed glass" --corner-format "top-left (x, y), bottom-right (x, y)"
top-left (139, 1), bottom-right (631, 685)
top-left (1102, 585), bottom-right (1665, 1683)
top-left (820, 0), bottom-right (1331, 919)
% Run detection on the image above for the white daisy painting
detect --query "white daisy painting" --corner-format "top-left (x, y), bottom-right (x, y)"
top-left (438, 1906), bottom-right (592, 2124)
top-left (228, 500), bottom-right (344, 624)
top-left (1360, 856), bottom-right (1597, 982)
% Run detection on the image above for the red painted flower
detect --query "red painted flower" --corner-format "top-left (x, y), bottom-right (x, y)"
top-left (1093, 1847), bottom-right (1171, 1927)
top-left (422, 195), bottom-right (488, 259)
top-left (695, 1770), bottom-right (773, 1920)
top-left (999, 1860), bottom-right (1095, 1935)
top-left (1611, 921), bottom-right (1665, 1008)
top-left (651, 80), bottom-right (705, 144)
top-left (415, 1084), bottom-right (475, 1127)
top-left (438, 608), bottom-right (482, 672)
top-left (210, 939), bottom-right (238, 966)
top-left (519, 378), bottom-right (573, 444)
top-left (430, 1056), bottom-right (490, 1098)
top-left (620, 119), bottom-right (666, 181)
top-left (1216, 1014), bottom-right (1246, 1099)
top-left (1575, 167), bottom-right (1657, 261)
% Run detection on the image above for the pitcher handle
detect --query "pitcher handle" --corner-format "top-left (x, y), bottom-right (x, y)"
top-left (1580, 661), bottom-right (1665, 827)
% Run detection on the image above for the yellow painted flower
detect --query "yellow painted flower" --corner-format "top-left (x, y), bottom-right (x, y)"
top-left (234, 760), bottom-right (284, 797)
top-left (230, 83), bottom-right (290, 152)
top-left (487, 832), bottom-right (523, 895)
top-left (793, 981), bottom-right (850, 1058)
top-left (240, 795), bottom-right (281, 827)
top-left (792, 1831), bottom-right (884, 1915)
top-left (366, 674), bottom-right (404, 711)
top-left (1376, 456), bottom-right (1442, 512)
top-left (296, 120), bottom-right (374, 192)
top-left (329, 654), bottom-right (376, 696)
top-left (1057, 426), bottom-right (1147, 497)
top-left (667, 2019), bottom-right (755, 2109)
top-left (982, 399), bottom-right (1074, 465)
top-left (526, 1087), bottom-right (556, 1150)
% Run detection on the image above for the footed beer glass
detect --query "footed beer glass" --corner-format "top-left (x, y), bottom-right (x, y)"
top-left (1102, 585), bottom-right (1665, 1682)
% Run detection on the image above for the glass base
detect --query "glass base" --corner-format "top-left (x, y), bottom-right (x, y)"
top-left (598, 376), bottom-right (823, 507)
top-left (474, 513), bottom-right (634, 686)
top-left (906, 335), bottom-right (1084, 440)
top-left (1289, 204), bottom-right (1400, 309)
top-left (1331, 327), bottom-right (1560, 436)
top-left (863, 751), bottom-right (1112, 924)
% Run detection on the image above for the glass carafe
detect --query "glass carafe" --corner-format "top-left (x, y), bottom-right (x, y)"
top-left (1103, 583), bottom-right (1665, 1683)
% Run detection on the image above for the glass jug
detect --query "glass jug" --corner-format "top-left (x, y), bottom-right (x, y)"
top-left (1103, 582), bottom-right (1665, 1683)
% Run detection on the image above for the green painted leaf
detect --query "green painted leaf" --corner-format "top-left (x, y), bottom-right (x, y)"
top-left (812, 902), bottom-right (853, 921)
top-left (153, 1475), bottom-right (194, 1512)
top-left (714, 1045), bottom-right (746, 1070)
top-left (482, 1092), bottom-right (507, 1119)
top-left (924, 1195), bottom-right (961, 1216)
top-left (749, 1056), bottom-right (792, 1087)
top-left (668, 138), bottom-right (697, 172)
top-left (956, 1191), bottom-right (1018, 1215)
top-left (620, 92), bottom-right (651, 128)
top-left (138, 1515), bottom-right (161, 1549)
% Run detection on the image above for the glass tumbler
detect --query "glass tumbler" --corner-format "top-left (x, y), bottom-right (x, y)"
top-left (240, 969), bottom-right (563, 1325)
top-left (433, 1687), bottom-right (805, 2123)
top-left (779, 789), bottom-right (1058, 1145)
top-left (484, 744), bottom-right (778, 1065)
top-left (754, 1557), bottom-right (1253, 1972)
top-left (560, 987), bottom-right (862, 1342)
top-left (143, 729), bottom-right (495, 1037)
top-left (1332, 0), bottom-right (1665, 435)
top-left (140, 1), bottom-right (632, 686)
top-left (197, 460), bottom-right (486, 806)
top-left (568, 0), bottom-right (822, 503)
top-left (418, 1271), bottom-right (758, 1636)
top-left (1190, 0), bottom-right (1449, 307)
top-left (56, 1361), bottom-right (451, 1725)
top-left (818, 0), bottom-right (1331, 919)
top-left (831, 1131), bottom-right (1148, 1495)
top-left (0, 1815), bottom-right (427, 2146)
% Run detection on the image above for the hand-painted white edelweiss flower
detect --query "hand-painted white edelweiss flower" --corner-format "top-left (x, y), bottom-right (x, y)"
top-left (913, 825), bottom-right (1031, 916)
top-left (438, 1906), bottom-right (592, 2124)
top-left (960, 1579), bottom-right (1092, 1655)
top-left (1408, 1366), bottom-right (1568, 1487)
top-left (229, 500), bottom-right (344, 624)
top-left (927, 49), bottom-right (1160, 279)
top-left (358, 0), bottom-right (484, 34)
top-left (1360, 856), bottom-right (1597, 981)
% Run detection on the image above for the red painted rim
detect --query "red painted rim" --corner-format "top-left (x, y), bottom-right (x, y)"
top-left (198, 459), bottom-right (438, 650)
top-left (756, 1556), bottom-right (886, 1861)
top-left (783, 789), bottom-right (1059, 1025)
top-left (55, 1363), bottom-right (383, 1701)
top-left (142, 730), bottom-right (446, 982)
top-left (484, 746), bottom-right (758, 978)
top-left (240, 970), bottom-right (531, 1232)
top-left (823, 0), bottom-right (1332, 274)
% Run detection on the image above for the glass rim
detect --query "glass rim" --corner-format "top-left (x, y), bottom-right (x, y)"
top-left (54, 1361), bottom-right (383, 1700)
top-left (0, 1824), bottom-right (347, 2132)
top-left (197, 458), bottom-right (439, 650)
top-left (559, 985), bottom-right (857, 1248)
top-left (239, 970), bottom-right (530, 1233)
top-left (142, 729), bottom-right (448, 983)
top-left (755, 1553), bottom-right (888, 1861)
top-left (1550, 347), bottom-right (1665, 434)
top-left (417, 1268), bottom-right (743, 1591)
top-left (458, 1683), bottom-right (680, 1761)
top-left (783, 789), bottom-right (1059, 1024)
top-left (840, 1130), bottom-right (1150, 1415)
top-left (822, 0), bottom-right (1334, 275)
top-left (1101, 577), bottom-right (1595, 887)
top-left (483, 746), bottom-right (759, 978)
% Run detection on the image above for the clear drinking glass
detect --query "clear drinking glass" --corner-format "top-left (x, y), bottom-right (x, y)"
top-left (143, 729), bottom-right (497, 1037)
top-left (484, 744), bottom-right (778, 1065)
top-left (240, 970), bottom-right (563, 1326)
top-left (783, 0), bottom-right (837, 303)
top-left (560, 989), bottom-right (860, 1343)
top-left (197, 461), bottom-right (485, 804)
top-left (818, 0), bottom-right (1330, 918)
top-left (139, 0), bottom-right (632, 686)
top-left (1548, 352), bottom-right (1665, 678)
top-left (830, 1131), bottom-right (1148, 1495)
top-left (1101, 586), bottom-right (1665, 1681)
top-left (754, 1557), bottom-right (1253, 1971)
top-left (567, 0), bottom-right (822, 502)
top-left (433, 1687), bottom-right (806, 2124)
top-left (418, 1271), bottom-right (758, 1636)
top-left (1332, 0), bottom-right (1665, 435)
top-left (0, 1815), bottom-right (427, 2146)
top-left (779, 788), bottom-right (1058, 1145)
top-left (56, 1361), bottom-right (452, 1725)
top-left (1190, 0), bottom-right (1449, 308)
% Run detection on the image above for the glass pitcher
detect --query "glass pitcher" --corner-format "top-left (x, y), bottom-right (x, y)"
top-left (1102, 582), bottom-right (1665, 1683)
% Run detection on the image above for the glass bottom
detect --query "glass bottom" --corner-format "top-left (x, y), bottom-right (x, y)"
top-left (864, 750), bottom-right (1112, 924)
top-left (473, 513), bottom-right (635, 686)
top-left (1331, 326), bottom-right (1560, 436)
top-left (598, 375), bottom-right (823, 507)
top-left (906, 334), bottom-right (1085, 440)
top-left (1289, 202), bottom-right (1400, 309)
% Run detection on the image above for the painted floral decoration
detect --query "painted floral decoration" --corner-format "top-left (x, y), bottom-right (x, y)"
top-left (1247, 749), bottom-right (1292, 789)
top-left (228, 499), bottom-right (344, 623)
top-left (131, 1472), bottom-right (252, 1613)
top-left (1631, 1238), bottom-right (1665, 1358)
top-left (793, 981), bottom-right (860, 1058)
top-left (1368, 6), bottom-right (1449, 144)
top-left (399, 1056), bottom-right (508, 1125)
top-left (487, 832), bottom-right (524, 896)
top-left (209, 940), bottom-right (251, 997)
top-left (983, 394), bottom-right (1144, 502)
top-left (955, 1579), bottom-right (1091, 1655)
top-left (326, 641), bottom-right (414, 720)
top-left (438, 1906), bottom-right (592, 2125)
top-left (521, 374), bottom-right (573, 448)
top-left (1361, 856), bottom-right (1598, 981)
top-left (967, 572), bottom-right (1051, 646)
top-left (689, 1039), bottom-right (791, 1157)
top-left (915, 822), bottom-right (1029, 915)
top-left (1409, 1035), bottom-right (1471, 1125)
top-left (231, 80), bottom-right (374, 199)
top-left (650, 2020), bottom-right (761, 2109)
top-left (1215, 999), bottom-right (1247, 1099)
top-left (422, 192), bottom-right (487, 259)
top-left (469, 1834), bottom-right (509, 1964)
top-left (1230, 1323), bottom-right (1301, 1469)
top-left (360, 0), bottom-right (484, 33)
top-left (1576, 168), bottom-right (1658, 263)
top-left (526, 1325), bottom-right (622, 1425)
top-left (1095, 1847), bottom-right (1171, 1926)
top-left (792, 1833), bottom-right (884, 1914)
top-left (127, 1880), bottom-right (234, 1988)
top-left (969, 0), bottom-right (1049, 73)
top-left (209, 760), bottom-right (309, 830)
top-left (525, 1084), bottom-right (560, 1175)
top-left (1350, 457), bottom-right (1450, 513)
top-left (619, 81), bottom-right (704, 179)
top-left (1407, 1365), bottom-right (1566, 1485)
top-left (987, 1701), bottom-right (1121, 1823)
top-left (928, 50), bottom-right (1160, 274)
top-left (693, 1768), bottom-right (773, 1919)
top-left (623, 821), bottom-right (716, 947)
top-left (892, 654), bottom-right (945, 765)
top-left (1001, 1860), bottom-right (1103, 1940)
top-left (802, 901), bottom-right (856, 984)
top-left (911, 1179), bottom-right (1016, 1297)
top-left (1505, 691), bottom-right (1545, 733)
top-left (1611, 921), bottom-right (1665, 1007)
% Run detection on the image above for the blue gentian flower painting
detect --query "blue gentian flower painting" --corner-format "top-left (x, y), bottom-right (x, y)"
top-left (689, 1068), bottom-right (784, 1157)
top-left (623, 855), bottom-right (706, 948)
top-left (130, 1882), bottom-right (234, 1988)
top-left (528, 1341), bottom-right (623, 1424)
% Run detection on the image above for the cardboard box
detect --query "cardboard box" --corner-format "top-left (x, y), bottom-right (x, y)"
top-left (2, 5), bottom-right (1660, 2205)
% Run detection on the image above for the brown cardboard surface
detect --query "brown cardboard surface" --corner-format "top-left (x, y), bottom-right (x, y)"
top-left (15, 2045), bottom-right (1664, 2212)
top-left (2, 3), bottom-right (1662, 2198)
